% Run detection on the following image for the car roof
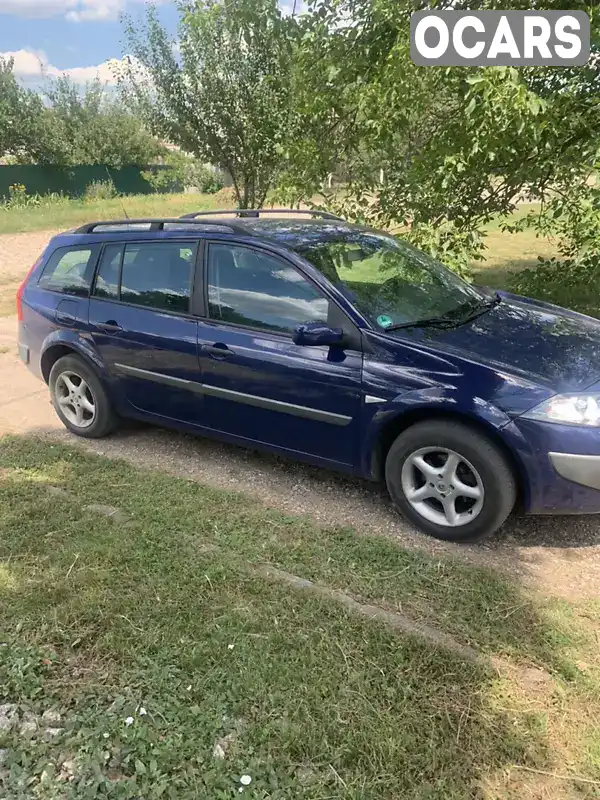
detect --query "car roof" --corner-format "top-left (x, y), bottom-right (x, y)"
top-left (235, 218), bottom-right (372, 248)
top-left (52, 212), bottom-right (375, 251)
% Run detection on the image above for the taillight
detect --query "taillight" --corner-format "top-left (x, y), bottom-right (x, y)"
top-left (16, 257), bottom-right (42, 322)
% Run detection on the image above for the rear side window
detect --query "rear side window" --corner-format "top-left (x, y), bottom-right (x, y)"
top-left (94, 244), bottom-right (121, 300)
top-left (38, 246), bottom-right (97, 296)
top-left (93, 241), bottom-right (197, 314)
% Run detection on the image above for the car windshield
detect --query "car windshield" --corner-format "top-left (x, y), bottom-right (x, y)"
top-left (294, 231), bottom-right (485, 330)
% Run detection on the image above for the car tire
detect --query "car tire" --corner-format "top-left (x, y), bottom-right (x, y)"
top-left (49, 354), bottom-right (118, 439)
top-left (385, 419), bottom-right (517, 543)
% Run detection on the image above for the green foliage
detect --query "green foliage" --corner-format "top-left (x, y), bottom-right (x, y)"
top-left (0, 59), bottom-right (162, 167)
top-left (41, 77), bottom-right (164, 168)
top-left (0, 57), bottom-right (62, 164)
top-left (506, 175), bottom-right (600, 317)
top-left (143, 151), bottom-right (225, 194)
top-left (120, 0), bottom-right (300, 208)
top-left (191, 163), bottom-right (225, 194)
top-left (83, 180), bottom-right (118, 202)
top-left (286, 0), bottom-right (600, 272)
top-left (6, 183), bottom-right (35, 209)
top-left (1, 183), bottom-right (68, 210)
top-left (143, 165), bottom-right (184, 194)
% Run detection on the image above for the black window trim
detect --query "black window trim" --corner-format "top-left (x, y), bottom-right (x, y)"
top-left (90, 238), bottom-right (203, 319)
top-left (36, 244), bottom-right (101, 298)
top-left (198, 238), bottom-right (362, 347)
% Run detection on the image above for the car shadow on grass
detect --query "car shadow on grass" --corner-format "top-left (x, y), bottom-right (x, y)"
top-left (117, 420), bottom-right (600, 552)
top-left (26, 417), bottom-right (600, 559)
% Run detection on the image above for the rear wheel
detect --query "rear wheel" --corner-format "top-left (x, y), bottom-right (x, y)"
top-left (385, 420), bottom-right (516, 542)
top-left (49, 355), bottom-right (118, 439)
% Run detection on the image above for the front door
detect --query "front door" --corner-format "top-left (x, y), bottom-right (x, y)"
top-left (88, 239), bottom-right (204, 424)
top-left (196, 241), bottom-right (363, 468)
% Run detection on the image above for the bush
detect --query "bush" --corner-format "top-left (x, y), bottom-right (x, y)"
top-left (143, 152), bottom-right (225, 195)
top-left (83, 180), bottom-right (118, 202)
top-left (186, 162), bottom-right (224, 194)
top-left (143, 163), bottom-right (184, 193)
top-left (0, 184), bottom-right (70, 211)
top-left (510, 254), bottom-right (600, 320)
top-left (503, 178), bottom-right (600, 319)
top-left (5, 183), bottom-right (39, 209)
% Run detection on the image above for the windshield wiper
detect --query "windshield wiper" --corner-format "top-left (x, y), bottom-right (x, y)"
top-left (455, 293), bottom-right (502, 324)
top-left (386, 293), bottom-right (501, 332)
top-left (386, 316), bottom-right (462, 331)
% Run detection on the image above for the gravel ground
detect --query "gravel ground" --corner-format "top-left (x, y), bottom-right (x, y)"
top-left (2, 230), bottom-right (600, 601)
top-left (0, 230), bottom-right (58, 316)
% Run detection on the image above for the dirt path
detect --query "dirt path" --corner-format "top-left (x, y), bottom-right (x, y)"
top-left (1, 231), bottom-right (599, 601)
top-left (0, 230), bottom-right (58, 316)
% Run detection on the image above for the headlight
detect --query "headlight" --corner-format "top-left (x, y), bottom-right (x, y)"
top-left (523, 394), bottom-right (600, 427)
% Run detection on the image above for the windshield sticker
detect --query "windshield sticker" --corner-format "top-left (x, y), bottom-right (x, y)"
top-left (377, 315), bottom-right (393, 328)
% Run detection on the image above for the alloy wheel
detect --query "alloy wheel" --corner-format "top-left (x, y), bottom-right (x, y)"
top-left (54, 370), bottom-right (96, 429)
top-left (400, 446), bottom-right (484, 527)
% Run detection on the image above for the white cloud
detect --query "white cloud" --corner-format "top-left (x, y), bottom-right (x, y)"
top-left (0, 0), bottom-right (77, 16)
top-left (0, 0), bottom-right (163, 22)
top-left (1, 48), bottom-right (123, 85)
top-left (66, 0), bottom-right (122, 22)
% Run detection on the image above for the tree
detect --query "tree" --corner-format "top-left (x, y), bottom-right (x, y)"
top-left (42, 76), bottom-right (164, 167)
top-left (0, 57), bottom-right (61, 163)
top-left (0, 60), bottom-right (162, 167)
top-left (286, 0), bottom-right (600, 272)
top-left (119, 0), bottom-right (300, 208)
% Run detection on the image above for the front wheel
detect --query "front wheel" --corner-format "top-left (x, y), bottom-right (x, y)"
top-left (49, 354), bottom-right (118, 439)
top-left (385, 420), bottom-right (517, 542)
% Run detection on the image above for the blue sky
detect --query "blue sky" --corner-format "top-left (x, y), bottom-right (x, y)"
top-left (0, 1), bottom-right (179, 85)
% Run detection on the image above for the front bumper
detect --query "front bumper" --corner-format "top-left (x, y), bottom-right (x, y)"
top-left (510, 418), bottom-right (600, 514)
top-left (549, 452), bottom-right (600, 492)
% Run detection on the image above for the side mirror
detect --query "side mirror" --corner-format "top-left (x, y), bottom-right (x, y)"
top-left (292, 322), bottom-right (344, 347)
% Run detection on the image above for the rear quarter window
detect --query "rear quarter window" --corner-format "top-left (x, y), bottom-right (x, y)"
top-left (38, 246), bottom-right (98, 297)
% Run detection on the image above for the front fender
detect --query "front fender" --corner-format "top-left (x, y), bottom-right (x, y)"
top-left (361, 385), bottom-right (537, 507)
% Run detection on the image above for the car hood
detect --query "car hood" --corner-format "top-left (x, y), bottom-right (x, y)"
top-left (402, 291), bottom-right (600, 394)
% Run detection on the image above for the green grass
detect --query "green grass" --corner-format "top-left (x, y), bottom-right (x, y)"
top-left (0, 191), bottom-right (231, 235)
top-left (473, 204), bottom-right (559, 290)
top-left (473, 207), bottom-right (600, 318)
top-left (1, 437), bottom-right (600, 799)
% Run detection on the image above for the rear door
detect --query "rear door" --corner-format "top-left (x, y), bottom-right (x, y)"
top-left (196, 240), bottom-right (363, 468)
top-left (88, 239), bottom-right (204, 424)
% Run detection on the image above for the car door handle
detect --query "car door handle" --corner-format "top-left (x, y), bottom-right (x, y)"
top-left (97, 320), bottom-right (123, 333)
top-left (201, 343), bottom-right (234, 359)
top-left (56, 312), bottom-right (76, 326)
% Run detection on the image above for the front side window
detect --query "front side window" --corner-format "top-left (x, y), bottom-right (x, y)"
top-left (38, 247), bottom-right (97, 296)
top-left (294, 232), bottom-right (485, 330)
top-left (93, 241), bottom-right (196, 314)
top-left (207, 243), bottom-right (329, 333)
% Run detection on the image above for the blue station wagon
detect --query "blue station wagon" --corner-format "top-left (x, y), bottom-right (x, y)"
top-left (16, 209), bottom-right (600, 542)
